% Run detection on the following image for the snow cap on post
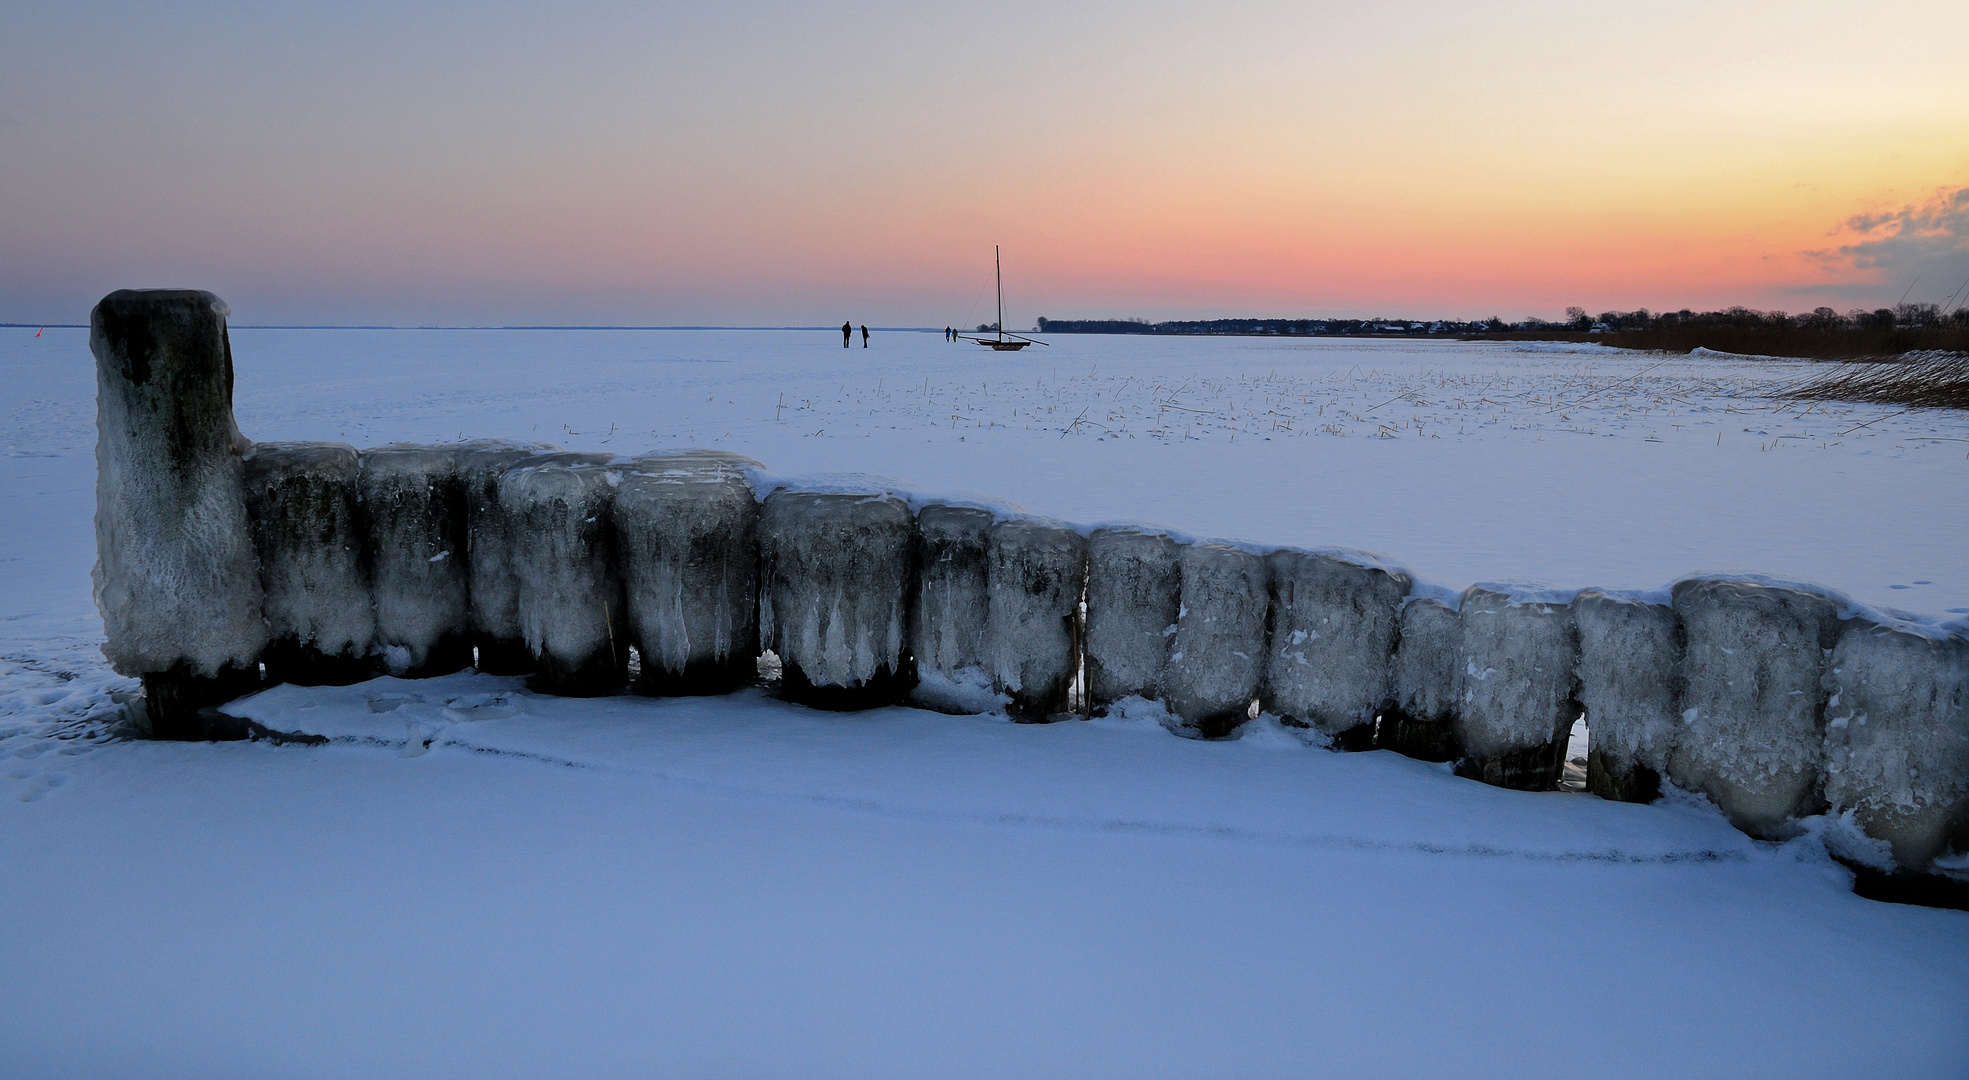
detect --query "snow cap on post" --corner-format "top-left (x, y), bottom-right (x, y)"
top-left (499, 452), bottom-right (626, 696)
top-left (1452, 586), bottom-right (1580, 791)
top-left (242, 441), bottom-right (375, 686)
top-left (615, 451), bottom-right (762, 696)
top-left (1574, 590), bottom-right (1682, 803)
top-left (90, 289), bottom-right (266, 737)
top-left (1668, 578), bottom-right (1838, 838)
top-left (1164, 542), bottom-right (1269, 737)
top-left (910, 504), bottom-right (997, 714)
top-left (1822, 617), bottom-right (1969, 875)
top-left (1264, 549), bottom-right (1410, 747)
top-left (759, 489), bottom-right (916, 710)
top-left (987, 518), bottom-right (1087, 720)
top-left (1083, 526), bottom-right (1181, 708)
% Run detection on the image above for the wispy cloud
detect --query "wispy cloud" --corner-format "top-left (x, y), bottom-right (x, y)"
top-left (1813, 186), bottom-right (1969, 305)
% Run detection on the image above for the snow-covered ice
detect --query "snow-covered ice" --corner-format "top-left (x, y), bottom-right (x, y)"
top-left (5, 325), bottom-right (1968, 1076)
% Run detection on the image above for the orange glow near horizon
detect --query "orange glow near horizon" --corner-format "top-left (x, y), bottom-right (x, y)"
top-left (3, 2), bottom-right (1966, 325)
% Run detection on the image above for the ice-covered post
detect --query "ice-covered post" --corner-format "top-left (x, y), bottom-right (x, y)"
top-left (91, 289), bottom-right (266, 739)
top-left (1452, 587), bottom-right (1580, 790)
top-left (242, 442), bottom-right (375, 686)
top-left (759, 490), bottom-right (916, 709)
top-left (1384, 597), bottom-right (1461, 761)
top-left (1667, 579), bottom-right (1837, 837)
top-left (500, 452), bottom-right (627, 695)
top-left (909, 505), bottom-right (996, 713)
top-left (1574, 590), bottom-right (1682, 803)
top-left (1083, 527), bottom-right (1181, 710)
top-left (1821, 617), bottom-right (1969, 875)
top-left (1264, 550), bottom-right (1410, 749)
top-left (1165, 543), bottom-right (1270, 738)
top-left (614, 451), bottom-right (762, 695)
top-left (359, 445), bottom-right (474, 677)
top-left (458, 440), bottom-right (550, 675)
top-left (987, 519), bottom-right (1086, 720)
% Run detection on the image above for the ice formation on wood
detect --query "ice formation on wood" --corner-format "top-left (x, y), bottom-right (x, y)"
top-left (90, 289), bottom-right (266, 738)
top-left (909, 505), bottom-right (997, 714)
top-left (457, 440), bottom-right (552, 675)
top-left (1574, 590), bottom-right (1682, 803)
top-left (1822, 617), bottom-right (1969, 874)
top-left (1264, 550), bottom-right (1409, 747)
top-left (1453, 587), bottom-right (1580, 791)
top-left (1386, 597), bottom-right (1462, 761)
top-left (759, 490), bottom-right (916, 709)
top-left (359, 445), bottom-right (473, 677)
top-left (1165, 543), bottom-right (1269, 737)
top-left (614, 451), bottom-right (762, 695)
top-left (498, 452), bottom-right (626, 695)
top-left (1083, 527), bottom-right (1181, 707)
top-left (1668, 579), bottom-right (1838, 838)
top-left (242, 441), bottom-right (374, 685)
top-left (987, 519), bottom-right (1087, 720)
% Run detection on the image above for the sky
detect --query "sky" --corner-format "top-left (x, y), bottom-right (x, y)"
top-left (3, 0), bottom-right (1967, 327)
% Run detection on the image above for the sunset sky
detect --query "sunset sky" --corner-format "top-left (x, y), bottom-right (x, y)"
top-left (4, 0), bottom-right (1966, 327)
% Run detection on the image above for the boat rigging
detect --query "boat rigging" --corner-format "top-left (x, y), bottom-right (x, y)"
top-left (961, 247), bottom-right (1048, 351)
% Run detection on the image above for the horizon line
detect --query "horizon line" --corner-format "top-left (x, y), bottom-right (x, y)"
top-left (1, 323), bottom-right (961, 332)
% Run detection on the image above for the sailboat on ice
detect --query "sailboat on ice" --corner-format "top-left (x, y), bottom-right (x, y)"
top-left (961, 247), bottom-right (1048, 351)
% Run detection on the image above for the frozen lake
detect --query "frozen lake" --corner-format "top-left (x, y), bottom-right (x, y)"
top-left (3, 326), bottom-right (1968, 1077)
top-left (6, 326), bottom-right (1968, 655)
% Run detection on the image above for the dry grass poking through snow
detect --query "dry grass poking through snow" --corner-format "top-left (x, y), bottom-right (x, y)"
top-left (1788, 352), bottom-right (1969, 411)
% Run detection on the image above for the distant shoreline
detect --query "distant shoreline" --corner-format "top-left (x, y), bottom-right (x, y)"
top-left (11, 321), bottom-right (1962, 362)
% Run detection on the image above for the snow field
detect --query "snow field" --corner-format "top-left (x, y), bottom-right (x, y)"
top-left (78, 298), bottom-right (1969, 873)
top-left (6, 321), bottom-right (1969, 1074)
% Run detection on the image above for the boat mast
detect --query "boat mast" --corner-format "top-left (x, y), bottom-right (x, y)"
top-left (996, 246), bottom-right (1004, 341)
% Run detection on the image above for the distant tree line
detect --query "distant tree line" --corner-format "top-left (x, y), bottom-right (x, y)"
top-left (1034, 303), bottom-right (1969, 359)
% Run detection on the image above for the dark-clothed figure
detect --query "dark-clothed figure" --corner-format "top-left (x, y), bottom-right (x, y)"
top-left (860, 324), bottom-right (869, 347)
top-left (842, 321), bottom-right (852, 347)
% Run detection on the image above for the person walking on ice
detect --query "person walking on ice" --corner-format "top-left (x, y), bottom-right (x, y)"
top-left (842, 321), bottom-right (852, 347)
top-left (860, 324), bottom-right (869, 347)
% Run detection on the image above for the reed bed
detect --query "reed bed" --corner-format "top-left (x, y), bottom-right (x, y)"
top-left (1788, 352), bottom-right (1969, 410)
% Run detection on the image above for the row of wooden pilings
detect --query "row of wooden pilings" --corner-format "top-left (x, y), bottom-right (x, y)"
top-left (88, 289), bottom-right (1969, 892)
